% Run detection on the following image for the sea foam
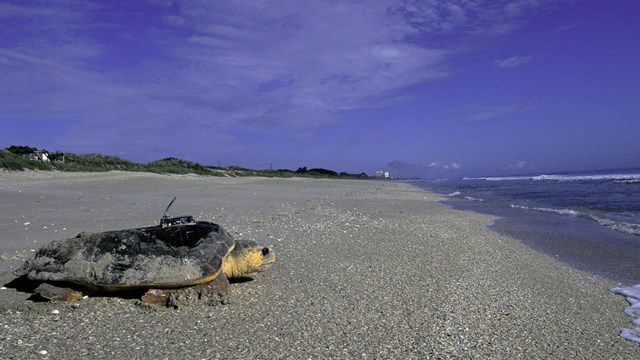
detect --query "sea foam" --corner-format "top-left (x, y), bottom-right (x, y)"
top-left (592, 216), bottom-right (640, 236)
top-left (508, 205), bottom-right (640, 236)
top-left (610, 284), bottom-right (640, 344)
top-left (466, 173), bottom-right (640, 182)
top-left (510, 204), bottom-right (580, 216)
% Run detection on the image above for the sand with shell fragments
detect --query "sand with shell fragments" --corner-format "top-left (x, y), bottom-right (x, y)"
top-left (0, 171), bottom-right (637, 358)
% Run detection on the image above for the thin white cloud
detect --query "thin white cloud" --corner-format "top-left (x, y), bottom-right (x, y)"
top-left (494, 55), bottom-right (532, 68)
top-left (0, 0), bottom-right (557, 159)
top-left (442, 162), bottom-right (462, 170)
top-left (166, 0), bottom-right (451, 127)
top-left (506, 160), bottom-right (529, 170)
top-left (387, 159), bottom-right (463, 178)
top-left (391, 0), bottom-right (554, 34)
top-left (428, 161), bottom-right (462, 171)
top-left (461, 101), bottom-right (535, 123)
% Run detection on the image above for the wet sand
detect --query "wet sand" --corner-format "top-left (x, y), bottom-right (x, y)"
top-left (0, 171), bottom-right (637, 358)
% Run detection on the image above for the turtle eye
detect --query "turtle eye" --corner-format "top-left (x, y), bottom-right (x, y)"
top-left (261, 247), bottom-right (270, 256)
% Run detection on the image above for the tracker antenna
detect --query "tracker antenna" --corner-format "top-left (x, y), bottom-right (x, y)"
top-left (159, 197), bottom-right (195, 227)
top-left (161, 197), bottom-right (177, 222)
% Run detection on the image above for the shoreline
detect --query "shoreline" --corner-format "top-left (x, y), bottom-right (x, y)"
top-left (435, 197), bottom-right (640, 286)
top-left (0, 171), bottom-right (638, 357)
top-left (420, 180), bottom-right (640, 286)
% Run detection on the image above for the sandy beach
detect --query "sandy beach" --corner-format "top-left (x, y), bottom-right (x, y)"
top-left (0, 171), bottom-right (637, 358)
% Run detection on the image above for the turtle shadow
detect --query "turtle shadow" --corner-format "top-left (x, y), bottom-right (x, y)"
top-left (4, 275), bottom-right (47, 302)
top-left (229, 276), bottom-right (255, 284)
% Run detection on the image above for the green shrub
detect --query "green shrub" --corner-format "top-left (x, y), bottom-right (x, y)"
top-left (56, 153), bottom-right (139, 172)
top-left (1, 146), bottom-right (373, 179)
top-left (145, 157), bottom-right (212, 175)
top-left (0, 149), bottom-right (55, 170)
top-left (6, 145), bottom-right (37, 156)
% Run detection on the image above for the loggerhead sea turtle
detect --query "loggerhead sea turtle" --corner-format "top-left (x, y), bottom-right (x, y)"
top-left (14, 198), bottom-right (275, 306)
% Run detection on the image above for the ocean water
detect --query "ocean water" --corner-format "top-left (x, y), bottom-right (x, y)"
top-left (416, 168), bottom-right (640, 343)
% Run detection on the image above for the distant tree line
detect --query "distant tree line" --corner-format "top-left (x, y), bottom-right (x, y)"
top-left (0, 145), bottom-right (373, 179)
top-left (6, 145), bottom-right (37, 155)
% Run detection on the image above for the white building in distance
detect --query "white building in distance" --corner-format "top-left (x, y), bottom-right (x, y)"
top-left (375, 170), bottom-right (389, 179)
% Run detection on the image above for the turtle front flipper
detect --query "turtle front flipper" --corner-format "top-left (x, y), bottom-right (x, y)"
top-left (141, 289), bottom-right (172, 305)
top-left (140, 274), bottom-right (230, 308)
top-left (35, 283), bottom-right (84, 302)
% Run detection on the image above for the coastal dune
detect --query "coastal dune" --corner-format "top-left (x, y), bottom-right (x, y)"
top-left (0, 171), bottom-right (637, 358)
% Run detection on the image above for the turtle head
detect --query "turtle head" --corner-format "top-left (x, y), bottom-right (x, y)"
top-left (222, 240), bottom-right (276, 278)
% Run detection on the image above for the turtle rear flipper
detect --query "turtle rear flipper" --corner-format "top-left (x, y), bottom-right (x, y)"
top-left (35, 283), bottom-right (84, 302)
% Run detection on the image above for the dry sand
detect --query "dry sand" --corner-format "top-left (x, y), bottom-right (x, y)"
top-left (0, 171), bottom-right (637, 358)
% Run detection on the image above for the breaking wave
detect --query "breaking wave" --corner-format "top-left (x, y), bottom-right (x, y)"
top-left (591, 216), bottom-right (640, 236)
top-left (466, 173), bottom-right (640, 182)
top-left (509, 205), bottom-right (640, 236)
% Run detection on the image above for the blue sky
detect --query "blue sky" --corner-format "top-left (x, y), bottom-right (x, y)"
top-left (1, 0), bottom-right (639, 177)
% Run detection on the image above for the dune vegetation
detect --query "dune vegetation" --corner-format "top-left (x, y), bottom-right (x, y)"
top-left (0, 146), bottom-right (371, 179)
